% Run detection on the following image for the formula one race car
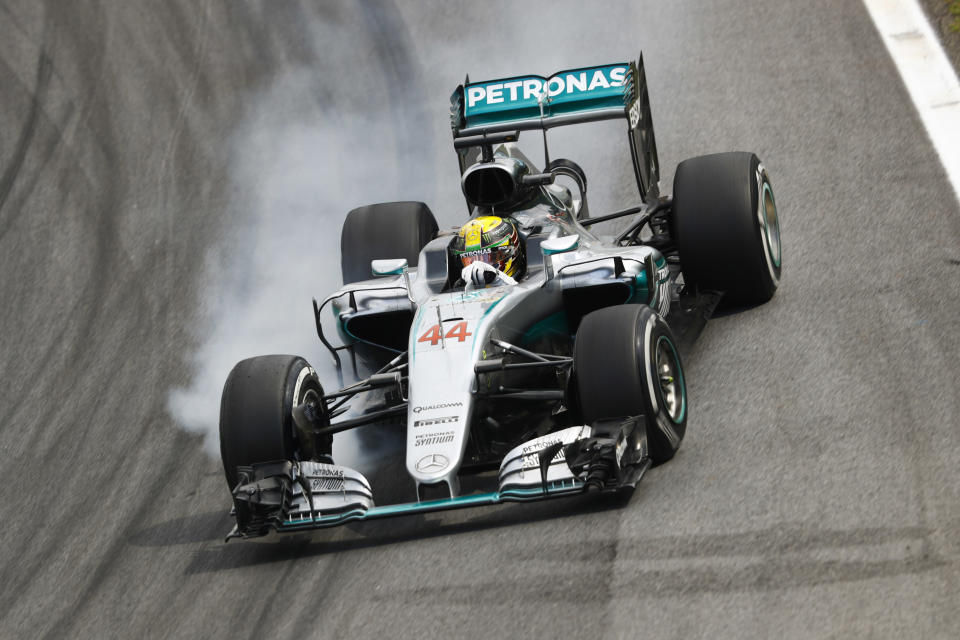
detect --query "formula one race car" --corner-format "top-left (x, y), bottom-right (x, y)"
top-left (220, 56), bottom-right (782, 539)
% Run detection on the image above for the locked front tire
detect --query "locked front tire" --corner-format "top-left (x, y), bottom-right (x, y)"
top-left (219, 355), bottom-right (328, 491)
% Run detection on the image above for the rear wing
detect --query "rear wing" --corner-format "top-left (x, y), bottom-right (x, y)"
top-left (450, 56), bottom-right (660, 202)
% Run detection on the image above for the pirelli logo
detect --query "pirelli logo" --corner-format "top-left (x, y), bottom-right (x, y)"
top-left (413, 415), bottom-right (458, 428)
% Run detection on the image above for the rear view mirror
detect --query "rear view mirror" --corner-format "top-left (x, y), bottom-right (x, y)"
top-left (541, 235), bottom-right (580, 280)
top-left (541, 235), bottom-right (580, 256)
top-left (371, 258), bottom-right (408, 277)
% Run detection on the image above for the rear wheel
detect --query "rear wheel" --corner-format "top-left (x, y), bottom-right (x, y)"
top-left (671, 152), bottom-right (781, 304)
top-left (574, 305), bottom-right (687, 464)
top-left (219, 355), bottom-right (328, 491)
top-left (340, 201), bottom-right (438, 284)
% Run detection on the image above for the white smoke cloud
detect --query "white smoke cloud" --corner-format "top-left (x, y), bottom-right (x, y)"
top-left (166, 65), bottom-right (435, 472)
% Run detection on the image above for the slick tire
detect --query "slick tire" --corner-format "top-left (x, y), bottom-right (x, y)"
top-left (671, 152), bottom-right (781, 304)
top-left (575, 305), bottom-right (687, 464)
top-left (219, 355), bottom-right (326, 491)
top-left (340, 201), bottom-right (439, 284)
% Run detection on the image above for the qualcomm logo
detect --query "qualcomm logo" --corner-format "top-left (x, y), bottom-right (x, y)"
top-left (412, 401), bottom-right (463, 414)
top-left (466, 67), bottom-right (628, 109)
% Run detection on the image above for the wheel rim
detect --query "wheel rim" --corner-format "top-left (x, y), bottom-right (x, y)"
top-left (761, 182), bottom-right (781, 268)
top-left (301, 387), bottom-right (320, 407)
top-left (655, 336), bottom-right (686, 423)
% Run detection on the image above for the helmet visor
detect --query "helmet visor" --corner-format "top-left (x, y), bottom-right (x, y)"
top-left (459, 244), bottom-right (515, 270)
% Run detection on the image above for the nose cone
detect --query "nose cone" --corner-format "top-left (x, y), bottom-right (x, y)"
top-left (405, 290), bottom-right (509, 494)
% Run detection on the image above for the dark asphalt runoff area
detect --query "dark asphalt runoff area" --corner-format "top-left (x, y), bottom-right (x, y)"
top-left (2, 1), bottom-right (959, 638)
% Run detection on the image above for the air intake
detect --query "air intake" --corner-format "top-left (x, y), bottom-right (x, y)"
top-left (461, 157), bottom-right (530, 208)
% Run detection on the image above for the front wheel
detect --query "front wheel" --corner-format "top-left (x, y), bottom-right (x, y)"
top-left (574, 305), bottom-right (687, 464)
top-left (219, 355), bottom-right (329, 491)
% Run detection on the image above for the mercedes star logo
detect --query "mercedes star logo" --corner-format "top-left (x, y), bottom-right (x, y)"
top-left (416, 453), bottom-right (449, 473)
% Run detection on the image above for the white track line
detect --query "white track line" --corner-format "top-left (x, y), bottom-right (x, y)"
top-left (862, 0), bottom-right (960, 204)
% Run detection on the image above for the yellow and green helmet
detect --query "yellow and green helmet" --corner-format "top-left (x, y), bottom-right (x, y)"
top-left (452, 216), bottom-right (526, 279)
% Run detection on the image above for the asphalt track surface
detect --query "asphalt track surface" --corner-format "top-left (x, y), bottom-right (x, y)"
top-left (2, 1), bottom-right (960, 638)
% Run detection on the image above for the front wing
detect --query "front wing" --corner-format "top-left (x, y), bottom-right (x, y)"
top-left (226, 424), bottom-right (651, 540)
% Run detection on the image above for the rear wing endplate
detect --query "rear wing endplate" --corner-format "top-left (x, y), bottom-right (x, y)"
top-left (450, 55), bottom-right (660, 202)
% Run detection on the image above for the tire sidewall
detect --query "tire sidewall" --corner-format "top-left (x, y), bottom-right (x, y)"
top-left (286, 359), bottom-right (323, 452)
top-left (639, 315), bottom-right (687, 463)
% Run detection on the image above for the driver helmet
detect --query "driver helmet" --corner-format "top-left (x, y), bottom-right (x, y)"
top-left (452, 215), bottom-right (526, 279)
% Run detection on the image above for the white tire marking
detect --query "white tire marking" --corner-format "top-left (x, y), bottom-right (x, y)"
top-left (642, 315), bottom-right (658, 415)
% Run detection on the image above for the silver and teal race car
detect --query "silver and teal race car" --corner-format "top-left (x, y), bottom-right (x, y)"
top-left (219, 56), bottom-right (782, 540)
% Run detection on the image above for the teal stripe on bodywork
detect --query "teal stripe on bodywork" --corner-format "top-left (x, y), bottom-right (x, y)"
top-left (276, 481), bottom-right (585, 531)
top-left (409, 304), bottom-right (425, 363)
top-left (522, 311), bottom-right (569, 343)
top-left (471, 292), bottom-right (507, 350)
top-left (629, 270), bottom-right (650, 305)
top-left (628, 256), bottom-right (669, 307)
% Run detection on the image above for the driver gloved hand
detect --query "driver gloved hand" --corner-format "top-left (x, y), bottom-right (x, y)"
top-left (462, 262), bottom-right (517, 289)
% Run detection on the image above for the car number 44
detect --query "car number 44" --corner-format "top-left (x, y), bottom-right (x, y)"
top-left (418, 321), bottom-right (472, 346)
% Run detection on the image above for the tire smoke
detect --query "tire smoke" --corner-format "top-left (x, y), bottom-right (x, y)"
top-left (166, 66), bottom-right (435, 473)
